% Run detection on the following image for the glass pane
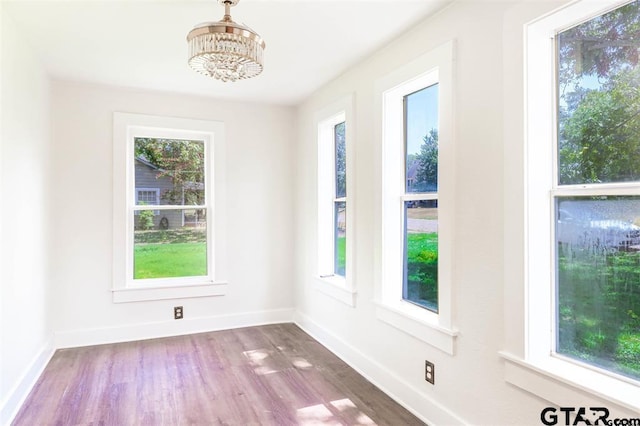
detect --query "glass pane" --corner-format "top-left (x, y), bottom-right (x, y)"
top-left (557, 1), bottom-right (640, 185)
top-left (133, 208), bottom-right (207, 279)
top-left (334, 201), bottom-right (346, 277)
top-left (405, 84), bottom-right (439, 193)
top-left (556, 196), bottom-right (640, 380)
top-left (403, 200), bottom-right (438, 312)
top-left (134, 138), bottom-right (205, 205)
top-left (335, 122), bottom-right (346, 198)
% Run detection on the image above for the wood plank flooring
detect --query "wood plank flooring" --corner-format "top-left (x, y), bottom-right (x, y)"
top-left (12, 323), bottom-right (426, 426)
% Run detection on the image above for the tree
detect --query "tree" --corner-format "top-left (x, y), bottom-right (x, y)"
top-left (557, 0), bottom-right (640, 91)
top-left (557, 0), bottom-right (640, 184)
top-left (135, 138), bottom-right (205, 205)
top-left (335, 122), bottom-right (346, 197)
top-left (138, 209), bottom-right (155, 231)
top-left (559, 67), bottom-right (640, 184)
top-left (555, 0), bottom-right (640, 381)
top-left (415, 129), bottom-right (438, 192)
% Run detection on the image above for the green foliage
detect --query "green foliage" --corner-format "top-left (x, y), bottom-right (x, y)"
top-left (559, 67), bottom-right (640, 184)
top-left (558, 246), bottom-right (640, 379)
top-left (558, 0), bottom-right (640, 184)
top-left (557, 0), bottom-right (640, 85)
top-left (135, 138), bottom-right (205, 205)
top-left (134, 228), bottom-right (206, 244)
top-left (555, 0), bottom-right (640, 381)
top-left (335, 122), bottom-right (346, 197)
top-left (138, 209), bottom-right (155, 231)
top-left (414, 129), bottom-right (438, 192)
top-left (405, 232), bottom-right (438, 310)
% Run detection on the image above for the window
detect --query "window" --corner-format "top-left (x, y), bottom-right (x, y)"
top-left (377, 41), bottom-right (456, 354)
top-left (334, 122), bottom-right (347, 277)
top-left (504, 0), bottom-right (640, 410)
top-left (555, 0), bottom-right (640, 384)
top-left (133, 138), bottom-right (206, 280)
top-left (112, 113), bottom-right (227, 303)
top-left (403, 85), bottom-right (439, 312)
top-left (135, 189), bottom-right (159, 206)
top-left (316, 95), bottom-right (355, 306)
top-left (134, 188), bottom-right (159, 215)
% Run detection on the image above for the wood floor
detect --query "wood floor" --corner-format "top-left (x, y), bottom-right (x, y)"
top-left (13, 323), bottom-right (425, 426)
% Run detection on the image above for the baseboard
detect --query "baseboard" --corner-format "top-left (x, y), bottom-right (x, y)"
top-left (0, 336), bottom-right (55, 426)
top-left (55, 308), bottom-right (295, 349)
top-left (294, 310), bottom-right (465, 426)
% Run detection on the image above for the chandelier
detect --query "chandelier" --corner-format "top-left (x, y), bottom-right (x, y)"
top-left (187, 0), bottom-right (265, 82)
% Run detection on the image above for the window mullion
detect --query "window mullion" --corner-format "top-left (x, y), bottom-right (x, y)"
top-left (552, 185), bottom-right (640, 197)
top-left (402, 193), bottom-right (438, 202)
top-left (132, 204), bottom-right (207, 211)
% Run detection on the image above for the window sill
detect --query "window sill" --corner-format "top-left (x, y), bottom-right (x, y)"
top-left (314, 275), bottom-right (356, 307)
top-left (500, 352), bottom-right (640, 413)
top-left (112, 281), bottom-right (227, 303)
top-left (374, 300), bottom-right (457, 355)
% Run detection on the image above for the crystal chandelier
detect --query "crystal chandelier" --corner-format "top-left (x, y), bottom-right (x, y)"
top-left (187, 0), bottom-right (265, 82)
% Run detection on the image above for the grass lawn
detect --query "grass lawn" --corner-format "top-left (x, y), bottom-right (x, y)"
top-left (134, 242), bottom-right (206, 279)
top-left (336, 236), bottom-right (346, 275)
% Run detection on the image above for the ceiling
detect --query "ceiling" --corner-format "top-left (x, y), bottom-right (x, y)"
top-left (4, 0), bottom-right (450, 106)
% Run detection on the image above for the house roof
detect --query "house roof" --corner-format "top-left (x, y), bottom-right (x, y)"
top-left (135, 156), bottom-right (161, 171)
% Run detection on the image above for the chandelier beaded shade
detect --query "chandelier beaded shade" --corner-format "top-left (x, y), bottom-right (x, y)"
top-left (187, 0), bottom-right (265, 82)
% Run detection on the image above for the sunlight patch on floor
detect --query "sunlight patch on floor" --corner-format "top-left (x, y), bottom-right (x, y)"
top-left (296, 403), bottom-right (340, 425)
top-left (242, 349), bottom-right (277, 375)
top-left (292, 357), bottom-right (313, 369)
top-left (296, 398), bottom-right (377, 425)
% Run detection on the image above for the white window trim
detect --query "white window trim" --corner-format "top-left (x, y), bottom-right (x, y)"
top-left (316, 94), bottom-right (356, 307)
top-left (501, 0), bottom-right (640, 412)
top-left (375, 41), bottom-right (457, 355)
top-left (112, 112), bottom-right (228, 303)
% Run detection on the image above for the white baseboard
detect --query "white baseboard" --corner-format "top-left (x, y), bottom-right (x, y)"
top-left (55, 308), bottom-right (295, 348)
top-left (0, 337), bottom-right (55, 426)
top-left (294, 310), bottom-right (465, 426)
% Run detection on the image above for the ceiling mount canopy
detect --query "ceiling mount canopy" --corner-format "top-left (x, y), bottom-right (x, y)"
top-left (187, 0), bottom-right (266, 82)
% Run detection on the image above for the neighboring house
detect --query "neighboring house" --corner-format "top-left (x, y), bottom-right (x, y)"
top-left (406, 159), bottom-right (420, 190)
top-left (134, 157), bottom-right (203, 230)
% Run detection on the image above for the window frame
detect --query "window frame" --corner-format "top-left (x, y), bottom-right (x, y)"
top-left (375, 41), bottom-right (457, 355)
top-left (502, 0), bottom-right (640, 411)
top-left (316, 95), bottom-right (356, 307)
top-left (402, 84), bottom-right (440, 313)
top-left (112, 112), bottom-right (228, 303)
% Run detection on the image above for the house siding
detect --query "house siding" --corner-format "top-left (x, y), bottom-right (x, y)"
top-left (134, 160), bottom-right (184, 230)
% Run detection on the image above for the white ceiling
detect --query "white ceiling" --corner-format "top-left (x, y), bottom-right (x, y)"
top-left (3, 0), bottom-right (450, 106)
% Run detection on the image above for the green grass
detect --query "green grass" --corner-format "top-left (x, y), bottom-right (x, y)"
top-left (134, 242), bottom-right (206, 279)
top-left (336, 236), bottom-right (346, 275)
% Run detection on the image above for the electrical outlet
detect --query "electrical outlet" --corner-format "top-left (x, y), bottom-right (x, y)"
top-left (425, 360), bottom-right (435, 384)
top-left (174, 306), bottom-right (183, 320)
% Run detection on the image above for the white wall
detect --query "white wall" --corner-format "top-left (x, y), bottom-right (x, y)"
top-left (5, 0), bottom-right (639, 424)
top-left (0, 5), bottom-right (54, 423)
top-left (49, 81), bottom-right (296, 347)
top-left (292, 1), bottom-right (635, 424)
